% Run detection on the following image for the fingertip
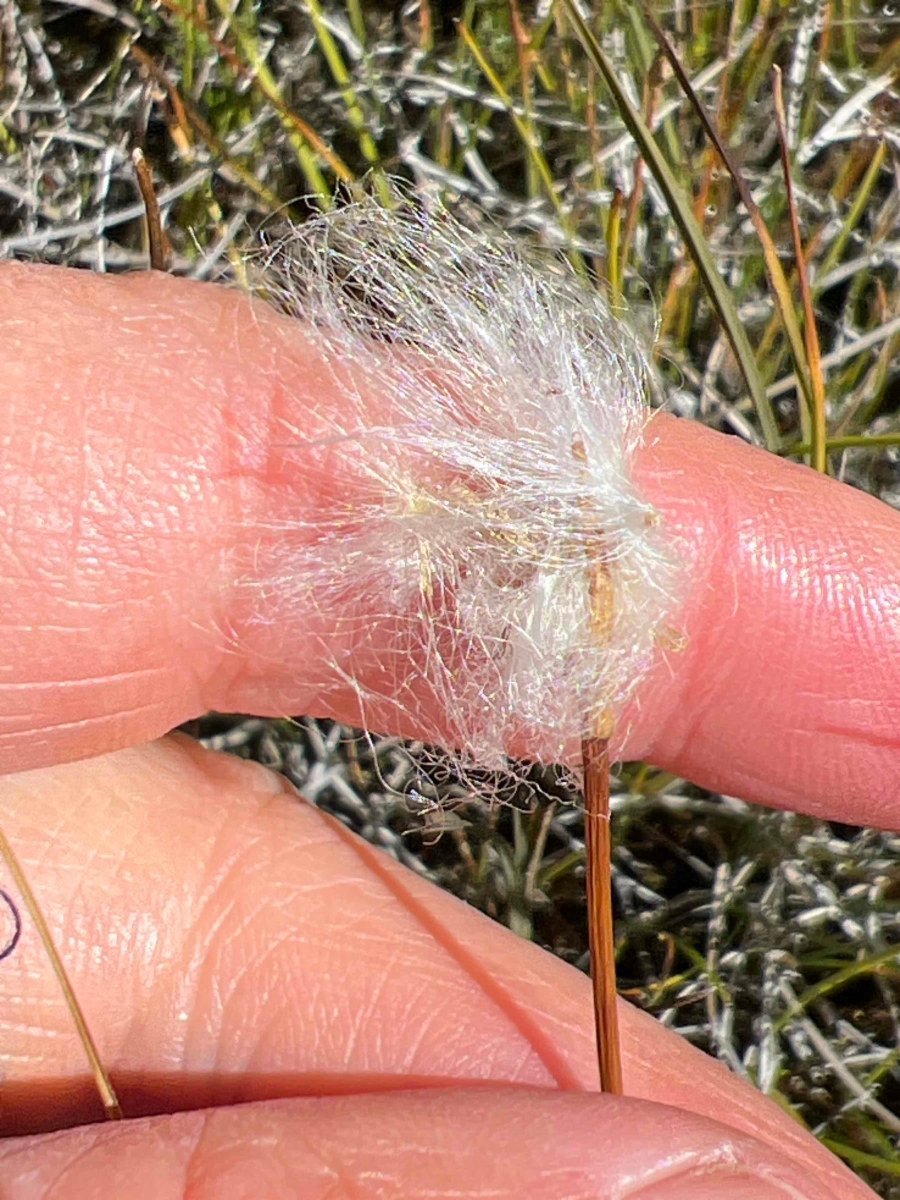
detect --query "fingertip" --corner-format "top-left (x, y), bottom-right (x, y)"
top-left (0, 1090), bottom-right (858, 1200)
top-left (628, 414), bottom-right (900, 824)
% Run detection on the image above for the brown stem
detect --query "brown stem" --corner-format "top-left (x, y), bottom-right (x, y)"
top-left (582, 733), bottom-right (623, 1094)
top-left (132, 147), bottom-right (170, 272)
top-left (571, 436), bottom-right (623, 1092)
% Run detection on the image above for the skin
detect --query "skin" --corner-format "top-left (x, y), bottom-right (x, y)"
top-left (0, 261), bottom-right (891, 1197)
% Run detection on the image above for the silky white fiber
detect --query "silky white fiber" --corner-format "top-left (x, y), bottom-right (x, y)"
top-left (250, 195), bottom-right (680, 780)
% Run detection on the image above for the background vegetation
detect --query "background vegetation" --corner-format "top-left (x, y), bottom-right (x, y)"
top-left (2, 0), bottom-right (900, 1191)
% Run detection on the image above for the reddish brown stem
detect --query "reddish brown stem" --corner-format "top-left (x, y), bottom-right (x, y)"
top-left (571, 436), bottom-right (623, 1093)
top-left (582, 733), bottom-right (622, 1095)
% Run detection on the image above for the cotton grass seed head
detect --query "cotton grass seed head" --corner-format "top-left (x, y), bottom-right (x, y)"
top-left (249, 195), bottom-right (680, 781)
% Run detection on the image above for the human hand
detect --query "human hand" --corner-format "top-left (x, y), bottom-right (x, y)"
top-left (0, 262), bottom-right (889, 1197)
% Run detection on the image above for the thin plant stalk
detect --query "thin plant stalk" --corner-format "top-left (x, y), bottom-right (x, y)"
top-left (574, 434), bottom-right (623, 1095)
top-left (627, 0), bottom-right (816, 445)
top-left (189, 0), bottom-right (337, 205)
top-left (557, 0), bottom-right (780, 451)
top-left (772, 67), bottom-right (827, 474)
top-left (132, 148), bottom-right (170, 272)
top-left (302, 0), bottom-right (392, 204)
top-left (606, 187), bottom-right (624, 309)
top-left (0, 825), bottom-right (122, 1119)
top-left (129, 44), bottom-right (287, 214)
top-left (789, 432), bottom-right (900, 456)
top-left (583, 733), bottom-right (623, 1094)
top-left (818, 141), bottom-right (887, 281)
top-left (458, 21), bottom-right (584, 270)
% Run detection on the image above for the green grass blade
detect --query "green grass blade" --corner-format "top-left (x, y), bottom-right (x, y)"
top-left (819, 140), bottom-right (887, 281)
top-left (632, 1), bottom-right (836, 468)
top-left (458, 21), bottom-right (585, 275)
top-left (821, 1139), bottom-right (900, 1179)
top-left (557, 0), bottom-right (780, 450)
top-left (773, 67), bottom-right (826, 472)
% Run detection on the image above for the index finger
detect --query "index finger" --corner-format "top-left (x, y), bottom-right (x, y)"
top-left (2, 262), bottom-right (899, 824)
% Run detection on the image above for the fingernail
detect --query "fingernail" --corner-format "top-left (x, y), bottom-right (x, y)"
top-left (636, 1172), bottom-right (816, 1200)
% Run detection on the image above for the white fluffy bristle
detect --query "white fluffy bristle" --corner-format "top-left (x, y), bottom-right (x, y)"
top-left (252, 196), bottom-right (680, 776)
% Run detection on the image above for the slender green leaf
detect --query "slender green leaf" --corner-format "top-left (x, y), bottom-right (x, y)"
top-left (558, 0), bottom-right (780, 448)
